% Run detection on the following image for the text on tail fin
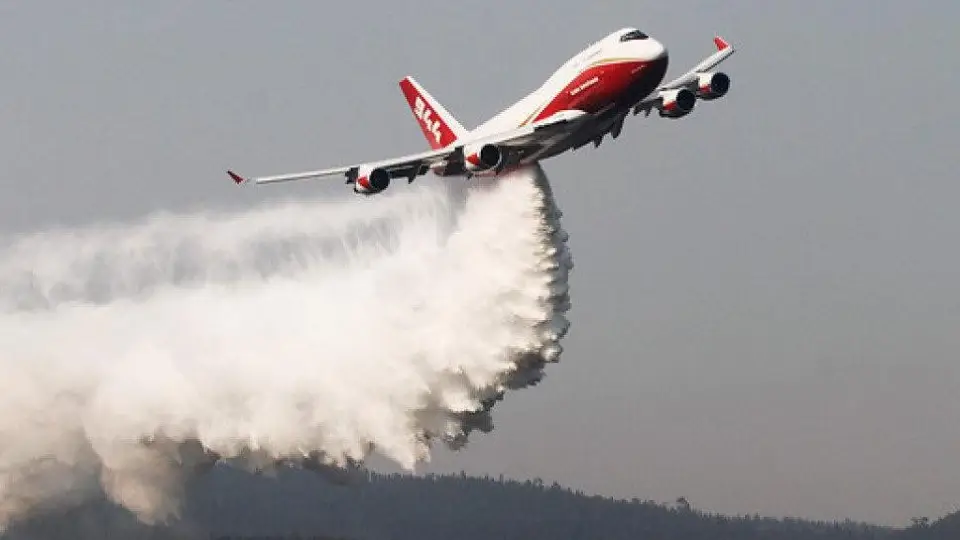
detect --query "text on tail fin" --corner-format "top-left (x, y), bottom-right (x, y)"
top-left (399, 76), bottom-right (465, 150)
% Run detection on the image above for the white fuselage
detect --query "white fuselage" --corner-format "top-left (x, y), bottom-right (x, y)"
top-left (467, 28), bottom-right (668, 139)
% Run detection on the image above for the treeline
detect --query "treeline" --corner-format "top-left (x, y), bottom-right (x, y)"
top-left (2, 468), bottom-right (957, 539)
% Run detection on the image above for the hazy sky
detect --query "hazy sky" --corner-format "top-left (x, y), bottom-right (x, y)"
top-left (2, 0), bottom-right (959, 527)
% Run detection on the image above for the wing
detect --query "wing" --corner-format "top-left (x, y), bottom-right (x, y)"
top-left (227, 109), bottom-right (589, 187)
top-left (631, 35), bottom-right (736, 117)
top-left (659, 36), bottom-right (736, 92)
top-left (227, 146), bottom-right (455, 186)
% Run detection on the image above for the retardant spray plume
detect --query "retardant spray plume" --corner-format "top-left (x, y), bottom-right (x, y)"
top-left (0, 165), bottom-right (573, 529)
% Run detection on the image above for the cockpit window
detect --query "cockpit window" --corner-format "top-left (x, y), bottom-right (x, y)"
top-left (620, 30), bottom-right (648, 42)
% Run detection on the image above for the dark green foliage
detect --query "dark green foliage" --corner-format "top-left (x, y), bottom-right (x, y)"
top-left (2, 467), bottom-right (957, 540)
top-left (181, 468), bottom-right (936, 540)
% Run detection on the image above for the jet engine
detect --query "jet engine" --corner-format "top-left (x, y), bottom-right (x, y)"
top-left (658, 88), bottom-right (696, 118)
top-left (464, 143), bottom-right (507, 172)
top-left (695, 71), bottom-right (731, 100)
top-left (353, 166), bottom-right (391, 195)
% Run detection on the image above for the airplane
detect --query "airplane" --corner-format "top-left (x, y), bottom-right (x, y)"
top-left (226, 27), bottom-right (735, 194)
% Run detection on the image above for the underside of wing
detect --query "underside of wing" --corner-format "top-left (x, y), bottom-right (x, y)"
top-left (491, 109), bottom-right (591, 149)
top-left (227, 146), bottom-right (455, 187)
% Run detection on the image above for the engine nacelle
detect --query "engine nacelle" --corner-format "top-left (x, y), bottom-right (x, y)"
top-left (464, 143), bottom-right (506, 172)
top-left (658, 88), bottom-right (696, 118)
top-left (353, 166), bottom-right (390, 195)
top-left (695, 71), bottom-right (730, 100)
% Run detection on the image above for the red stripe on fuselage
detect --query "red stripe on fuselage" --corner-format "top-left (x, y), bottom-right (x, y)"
top-left (432, 57), bottom-right (668, 179)
top-left (531, 56), bottom-right (668, 124)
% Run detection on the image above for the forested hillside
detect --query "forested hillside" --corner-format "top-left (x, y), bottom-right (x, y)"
top-left (2, 468), bottom-right (955, 540)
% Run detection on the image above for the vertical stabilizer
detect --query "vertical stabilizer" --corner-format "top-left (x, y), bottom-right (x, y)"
top-left (399, 76), bottom-right (468, 149)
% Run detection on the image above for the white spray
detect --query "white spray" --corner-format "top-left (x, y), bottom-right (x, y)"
top-left (0, 165), bottom-right (573, 529)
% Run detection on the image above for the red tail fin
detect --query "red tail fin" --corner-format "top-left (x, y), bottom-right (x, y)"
top-left (399, 76), bottom-right (467, 150)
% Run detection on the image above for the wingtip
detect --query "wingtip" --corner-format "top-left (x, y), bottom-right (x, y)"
top-left (714, 36), bottom-right (731, 51)
top-left (227, 170), bottom-right (247, 185)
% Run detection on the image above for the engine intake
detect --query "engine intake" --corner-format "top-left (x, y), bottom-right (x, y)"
top-left (353, 166), bottom-right (390, 195)
top-left (696, 71), bottom-right (730, 100)
top-left (465, 143), bottom-right (505, 172)
top-left (658, 88), bottom-right (696, 118)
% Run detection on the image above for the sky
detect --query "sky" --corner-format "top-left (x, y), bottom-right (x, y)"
top-left (1, 0), bottom-right (959, 528)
